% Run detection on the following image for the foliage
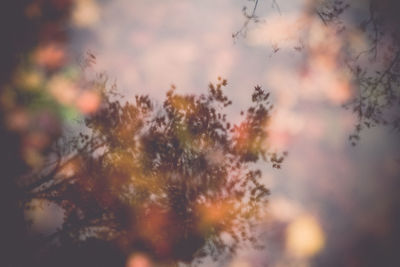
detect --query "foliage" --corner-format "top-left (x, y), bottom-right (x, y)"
top-left (25, 77), bottom-right (284, 264)
top-left (236, 0), bottom-right (400, 143)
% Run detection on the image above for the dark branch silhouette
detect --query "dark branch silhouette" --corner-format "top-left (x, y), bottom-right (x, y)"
top-left (22, 76), bottom-right (284, 265)
top-left (234, 0), bottom-right (400, 143)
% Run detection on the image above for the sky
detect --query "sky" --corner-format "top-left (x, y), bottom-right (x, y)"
top-left (22, 0), bottom-right (400, 266)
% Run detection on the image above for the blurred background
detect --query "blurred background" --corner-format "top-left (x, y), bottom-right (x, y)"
top-left (1, 0), bottom-right (400, 266)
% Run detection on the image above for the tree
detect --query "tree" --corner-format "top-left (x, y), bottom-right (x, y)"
top-left (236, 0), bottom-right (400, 143)
top-left (310, 0), bottom-right (400, 143)
top-left (23, 75), bottom-right (285, 265)
top-left (0, 1), bottom-right (286, 265)
top-left (0, 1), bottom-right (74, 266)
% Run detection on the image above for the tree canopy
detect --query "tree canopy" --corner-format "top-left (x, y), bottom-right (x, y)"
top-left (22, 76), bottom-right (284, 265)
